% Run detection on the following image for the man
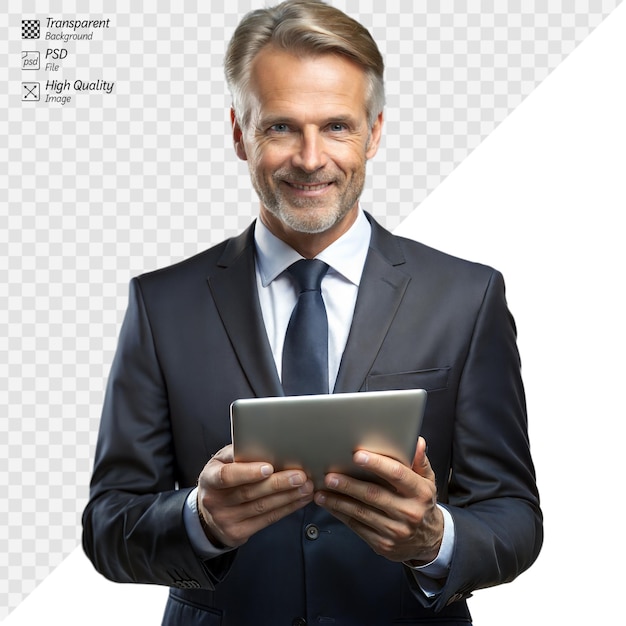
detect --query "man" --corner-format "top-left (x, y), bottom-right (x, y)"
top-left (82, 1), bottom-right (542, 624)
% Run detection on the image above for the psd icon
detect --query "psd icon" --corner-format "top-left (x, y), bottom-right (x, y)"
top-left (22, 19), bottom-right (40, 39)
top-left (22, 51), bottom-right (40, 70)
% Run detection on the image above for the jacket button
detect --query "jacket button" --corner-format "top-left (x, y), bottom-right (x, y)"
top-left (305, 524), bottom-right (319, 540)
top-left (292, 618), bottom-right (307, 626)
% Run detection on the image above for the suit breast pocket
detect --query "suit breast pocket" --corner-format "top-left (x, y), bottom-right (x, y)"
top-left (365, 367), bottom-right (450, 393)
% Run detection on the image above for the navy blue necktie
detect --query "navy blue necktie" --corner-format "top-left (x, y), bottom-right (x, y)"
top-left (282, 259), bottom-right (330, 396)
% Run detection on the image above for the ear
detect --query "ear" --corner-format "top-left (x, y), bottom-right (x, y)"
top-left (231, 108), bottom-right (248, 161)
top-left (365, 111), bottom-right (384, 160)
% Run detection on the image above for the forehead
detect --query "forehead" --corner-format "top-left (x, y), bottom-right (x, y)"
top-left (247, 46), bottom-right (369, 122)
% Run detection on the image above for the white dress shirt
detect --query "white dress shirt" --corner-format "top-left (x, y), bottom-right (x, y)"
top-left (254, 207), bottom-right (370, 391)
top-left (184, 209), bottom-right (453, 594)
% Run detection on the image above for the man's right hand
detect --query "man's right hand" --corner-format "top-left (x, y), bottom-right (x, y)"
top-left (197, 444), bottom-right (314, 548)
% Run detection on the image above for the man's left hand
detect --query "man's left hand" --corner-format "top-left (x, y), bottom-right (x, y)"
top-left (314, 436), bottom-right (443, 564)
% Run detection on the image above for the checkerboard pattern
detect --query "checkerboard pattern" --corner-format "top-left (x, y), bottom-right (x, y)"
top-left (0, 0), bottom-right (621, 619)
top-left (21, 19), bottom-right (40, 39)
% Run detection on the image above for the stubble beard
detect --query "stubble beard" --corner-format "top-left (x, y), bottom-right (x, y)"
top-left (251, 167), bottom-right (366, 235)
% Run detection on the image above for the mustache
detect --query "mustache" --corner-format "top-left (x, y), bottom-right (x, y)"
top-left (273, 169), bottom-right (337, 185)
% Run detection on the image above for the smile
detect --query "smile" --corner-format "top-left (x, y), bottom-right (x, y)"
top-left (286, 182), bottom-right (332, 192)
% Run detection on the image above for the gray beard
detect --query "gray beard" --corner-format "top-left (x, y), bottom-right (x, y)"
top-left (263, 200), bottom-right (353, 234)
top-left (251, 172), bottom-right (365, 235)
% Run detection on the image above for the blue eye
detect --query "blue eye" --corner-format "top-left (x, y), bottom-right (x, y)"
top-left (329, 123), bottom-right (347, 132)
top-left (270, 123), bottom-right (289, 133)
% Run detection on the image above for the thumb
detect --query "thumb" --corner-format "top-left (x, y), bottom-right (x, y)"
top-left (411, 436), bottom-right (436, 483)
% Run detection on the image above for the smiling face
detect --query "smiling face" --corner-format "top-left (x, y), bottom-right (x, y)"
top-left (232, 46), bottom-right (383, 257)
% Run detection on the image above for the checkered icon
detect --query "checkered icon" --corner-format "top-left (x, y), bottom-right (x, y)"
top-left (22, 19), bottom-right (40, 39)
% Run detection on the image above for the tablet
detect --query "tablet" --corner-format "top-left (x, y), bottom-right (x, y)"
top-left (231, 389), bottom-right (427, 489)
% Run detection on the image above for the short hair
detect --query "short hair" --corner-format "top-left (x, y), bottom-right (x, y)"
top-left (224, 0), bottom-right (385, 130)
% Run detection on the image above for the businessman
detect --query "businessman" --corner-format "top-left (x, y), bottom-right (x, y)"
top-left (82, 1), bottom-right (542, 624)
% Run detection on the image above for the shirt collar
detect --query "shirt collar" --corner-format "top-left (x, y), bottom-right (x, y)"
top-left (254, 208), bottom-right (372, 287)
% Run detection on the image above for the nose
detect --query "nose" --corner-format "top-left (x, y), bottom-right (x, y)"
top-left (291, 127), bottom-right (328, 173)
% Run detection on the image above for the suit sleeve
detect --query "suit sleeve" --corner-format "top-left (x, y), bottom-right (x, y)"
top-left (410, 269), bottom-right (543, 610)
top-left (81, 278), bottom-right (234, 589)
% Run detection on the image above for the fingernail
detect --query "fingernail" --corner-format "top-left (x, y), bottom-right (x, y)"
top-left (261, 465), bottom-right (273, 477)
top-left (315, 492), bottom-right (326, 505)
top-left (354, 451), bottom-right (369, 465)
top-left (327, 476), bottom-right (338, 489)
top-left (289, 473), bottom-right (304, 486)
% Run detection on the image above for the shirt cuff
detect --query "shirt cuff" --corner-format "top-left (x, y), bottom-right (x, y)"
top-left (404, 504), bottom-right (455, 597)
top-left (183, 486), bottom-right (235, 559)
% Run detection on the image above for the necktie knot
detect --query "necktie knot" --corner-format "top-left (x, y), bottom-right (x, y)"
top-left (287, 259), bottom-right (329, 293)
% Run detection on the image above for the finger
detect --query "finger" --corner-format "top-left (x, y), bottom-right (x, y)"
top-left (322, 445), bottom-right (436, 508)
top-left (321, 471), bottom-right (396, 512)
top-left (315, 473), bottom-right (441, 563)
top-left (317, 471), bottom-right (422, 534)
top-left (210, 458), bottom-right (275, 490)
top-left (314, 487), bottom-right (414, 560)
top-left (232, 471), bottom-right (314, 505)
top-left (315, 485), bottom-right (395, 531)
top-left (411, 437), bottom-right (436, 483)
top-left (201, 460), bottom-right (311, 508)
top-left (348, 449), bottom-right (419, 498)
top-left (322, 507), bottom-right (401, 559)
top-left (203, 476), bottom-right (314, 547)
top-left (200, 444), bottom-right (278, 490)
top-left (238, 479), bottom-right (315, 518)
top-left (216, 489), bottom-right (314, 547)
top-left (211, 443), bottom-right (234, 463)
top-left (316, 490), bottom-right (442, 563)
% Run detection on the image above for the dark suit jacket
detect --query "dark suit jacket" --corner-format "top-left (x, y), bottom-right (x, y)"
top-left (82, 214), bottom-right (542, 625)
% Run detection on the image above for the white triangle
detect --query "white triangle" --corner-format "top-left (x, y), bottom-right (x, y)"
top-left (395, 4), bottom-right (625, 625)
top-left (2, 547), bottom-right (166, 625)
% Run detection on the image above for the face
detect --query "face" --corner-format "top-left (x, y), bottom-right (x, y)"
top-left (232, 46), bottom-right (383, 254)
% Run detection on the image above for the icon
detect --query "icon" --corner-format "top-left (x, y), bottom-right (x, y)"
top-left (22, 51), bottom-right (40, 70)
top-left (22, 82), bottom-right (40, 101)
top-left (22, 20), bottom-right (40, 39)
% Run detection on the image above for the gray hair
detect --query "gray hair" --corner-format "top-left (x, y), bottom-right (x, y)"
top-left (224, 0), bottom-right (385, 130)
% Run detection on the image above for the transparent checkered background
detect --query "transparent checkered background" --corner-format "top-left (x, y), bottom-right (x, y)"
top-left (0, 0), bottom-right (621, 618)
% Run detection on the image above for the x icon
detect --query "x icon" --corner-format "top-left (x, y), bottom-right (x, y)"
top-left (22, 82), bottom-right (40, 101)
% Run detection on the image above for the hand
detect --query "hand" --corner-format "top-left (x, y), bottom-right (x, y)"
top-left (314, 437), bottom-right (443, 564)
top-left (197, 444), bottom-right (314, 548)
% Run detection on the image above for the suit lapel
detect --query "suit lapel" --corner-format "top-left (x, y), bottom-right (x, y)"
top-left (334, 217), bottom-right (410, 393)
top-left (207, 223), bottom-right (284, 398)
top-left (208, 215), bottom-right (409, 397)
